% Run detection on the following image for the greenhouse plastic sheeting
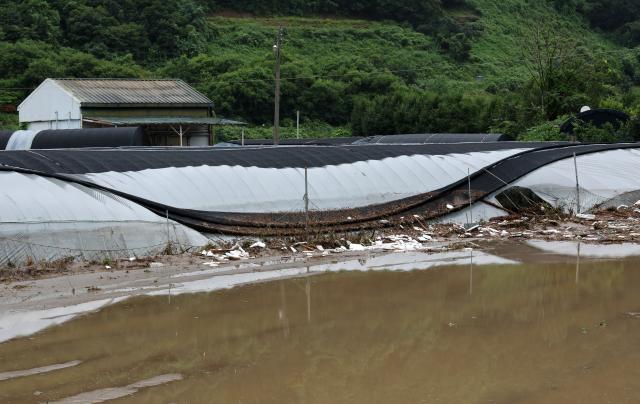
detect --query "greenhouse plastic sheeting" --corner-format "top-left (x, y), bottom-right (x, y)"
top-left (0, 171), bottom-right (208, 266)
top-left (1, 142), bottom-right (640, 244)
top-left (487, 149), bottom-right (640, 213)
top-left (79, 148), bottom-right (529, 212)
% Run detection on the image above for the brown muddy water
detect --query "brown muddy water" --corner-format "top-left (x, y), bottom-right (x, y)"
top-left (2, 243), bottom-right (640, 403)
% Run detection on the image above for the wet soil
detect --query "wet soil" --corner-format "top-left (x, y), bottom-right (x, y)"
top-left (1, 242), bottom-right (640, 403)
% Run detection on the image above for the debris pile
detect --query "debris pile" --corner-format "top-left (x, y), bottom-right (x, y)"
top-left (201, 243), bottom-right (250, 261)
top-left (464, 205), bottom-right (640, 243)
top-left (7, 205), bottom-right (640, 281)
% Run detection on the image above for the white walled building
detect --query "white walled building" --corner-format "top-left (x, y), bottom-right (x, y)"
top-left (18, 78), bottom-right (83, 130)
top-left (16, 78), bottom-right (240, 146)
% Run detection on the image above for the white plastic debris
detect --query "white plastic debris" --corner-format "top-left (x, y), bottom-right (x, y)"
top-left (576, 213), bottom-right (596, 220)
top-left (206, 251), bottom-right (215, 257)
top-left (225, 250), bottom-right (248, 260)
top-left (250, 241), bottom-right (266, 249)
top-left (104, 265), bottom-right (111, 270)
top-left (348, 243), bottom-right (366, 251)
top-left (484, 227), bottom-right (499, 236)
top-left (316, 245), bottom-right (325, 251)
top-left (290, 246), bottom-right (297, 253)
top-left (128, 257), bottom-right (136, 262)
top-left (446, 204), bottom-right (454, 210)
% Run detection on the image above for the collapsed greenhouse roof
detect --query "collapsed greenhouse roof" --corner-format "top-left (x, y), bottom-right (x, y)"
top-left (1, 141), bottom-right (640, 264)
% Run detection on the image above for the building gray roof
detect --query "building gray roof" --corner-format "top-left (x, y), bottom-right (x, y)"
top-left (53, 78), bottom-right (212, 107)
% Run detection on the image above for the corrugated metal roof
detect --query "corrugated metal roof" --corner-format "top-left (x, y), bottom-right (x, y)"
top-left (84, 116), bottom-right (245, 125)
top-left (53, 79), bottom-right (212, 106)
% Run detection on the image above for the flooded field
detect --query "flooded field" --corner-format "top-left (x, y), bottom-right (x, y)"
top-left (2, 242), bottom-right (640, 403)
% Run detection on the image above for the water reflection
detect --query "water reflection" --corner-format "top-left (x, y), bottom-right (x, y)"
top-left (1, 255), bottom-right (640, 403)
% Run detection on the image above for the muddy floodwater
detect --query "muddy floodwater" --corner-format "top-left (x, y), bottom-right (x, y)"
top-left (2, 242), bottom-right (640, 403)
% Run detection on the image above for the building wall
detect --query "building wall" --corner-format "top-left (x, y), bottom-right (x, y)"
top-left (18, 79), bottom-right (82, 129)
top-left (28, 120), bottom-right (82, 131)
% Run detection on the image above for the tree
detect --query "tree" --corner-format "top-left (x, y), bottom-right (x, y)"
top-left (0, 0), bottom-right (61, 42)
top-left (521, 23), bottom-right (576, 119)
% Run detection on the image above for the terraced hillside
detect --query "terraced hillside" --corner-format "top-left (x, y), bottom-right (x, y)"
top-left (1, 0), bottom-right (639, 139)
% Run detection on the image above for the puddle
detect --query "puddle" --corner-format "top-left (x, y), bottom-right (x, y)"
top-left (0, 298), bottom-right (126, 344)
top-left (1, 247), bottom-right (640, 402)
top-left (50, 373), bottom-right (183, 403)
top-left (0, 250), bottom-right (512, 343)
top-left (0, 360), bottom-right (81, 381)
top-left (153, 250), bottom-right (516, 296)
top-left (527, 240), bottom-right (640, 258)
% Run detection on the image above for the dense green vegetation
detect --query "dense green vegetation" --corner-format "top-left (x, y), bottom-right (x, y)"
top-left (1, 0), bottom-right (639, 141)
top-left (553, 0), bottom-right (640, 47)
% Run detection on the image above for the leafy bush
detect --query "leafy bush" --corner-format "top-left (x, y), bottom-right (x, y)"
top-left (517, 118), bottom-right (566, 141)
top-left (573, 122), bottom-right (626, 143)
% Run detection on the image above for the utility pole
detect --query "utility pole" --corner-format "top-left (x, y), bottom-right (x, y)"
top-left (273, 27), bottom-right (284, 145)
top-left (296, 110), bottom-right (300, 139)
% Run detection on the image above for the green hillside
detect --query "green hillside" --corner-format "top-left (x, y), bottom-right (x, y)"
top-left (1, 0), bottom-right (639, 140)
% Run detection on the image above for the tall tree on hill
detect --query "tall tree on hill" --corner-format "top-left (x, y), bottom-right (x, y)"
top-left (521, 24), bottom-right (576, 119)
top-left (521, 21), bottom-right (617, 121)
